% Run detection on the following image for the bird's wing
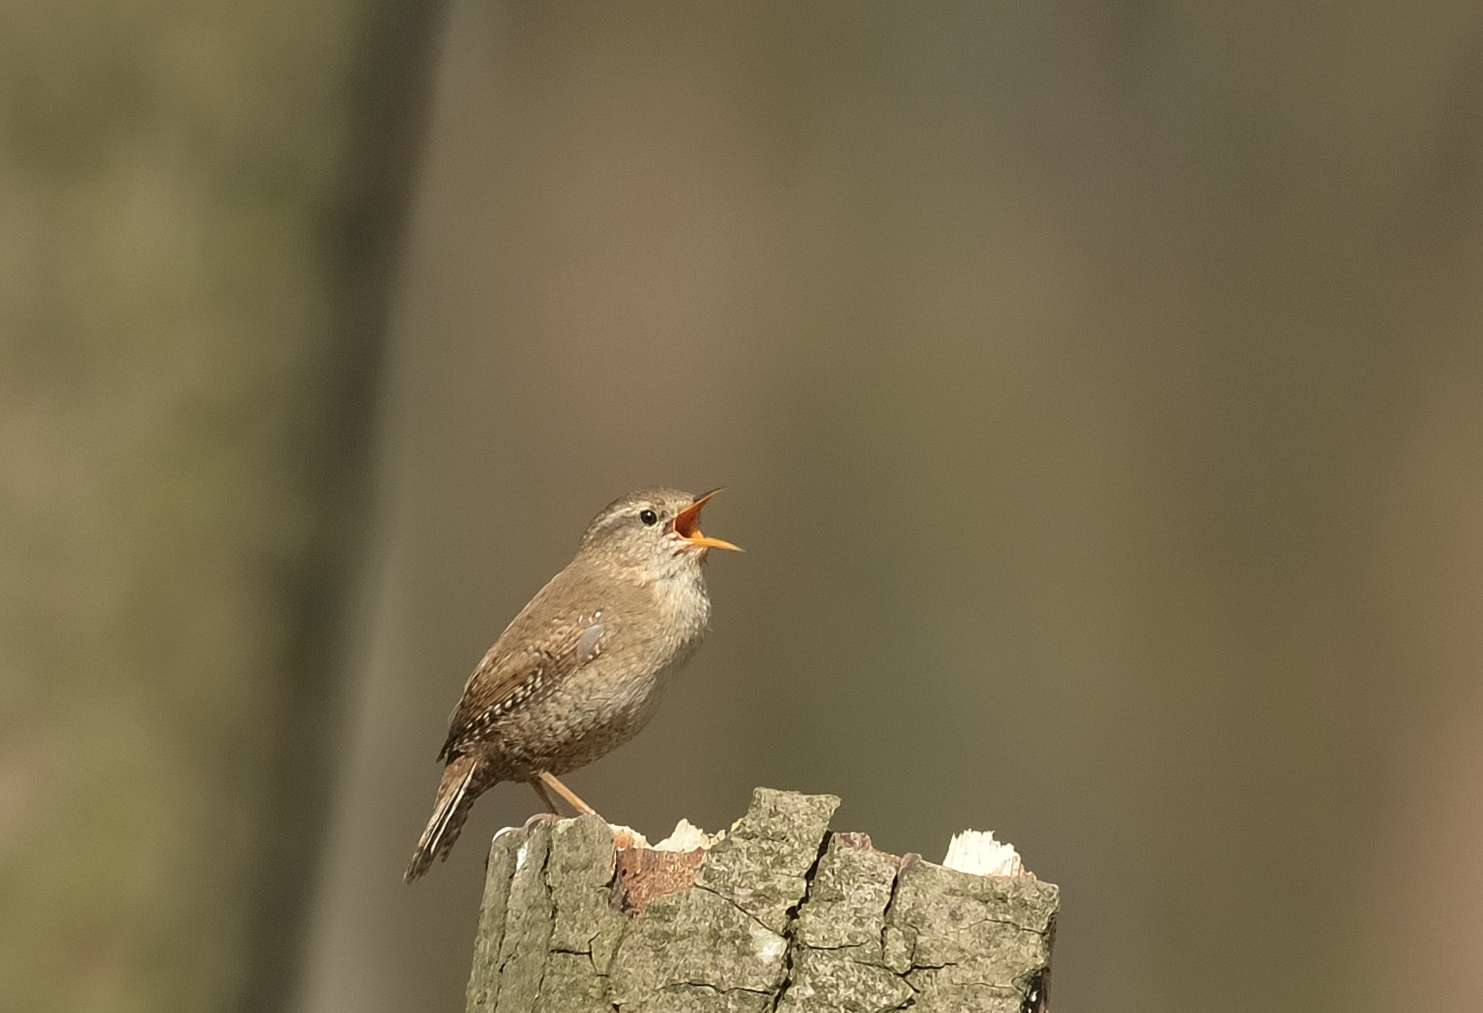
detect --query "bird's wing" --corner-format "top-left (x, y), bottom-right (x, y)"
top-left (438, 611), bottom-right (606, 761)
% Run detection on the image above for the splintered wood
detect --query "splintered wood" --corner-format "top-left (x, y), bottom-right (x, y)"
top-left (465, 789), bottom-right (1058, 1013)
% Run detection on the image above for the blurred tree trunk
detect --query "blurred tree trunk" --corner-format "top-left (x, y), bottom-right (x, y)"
top-left (0, 1), bottom-right (445, 1010)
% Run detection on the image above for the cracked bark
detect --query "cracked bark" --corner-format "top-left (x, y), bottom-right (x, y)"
top-left (466, 789), bottom-right (1058, 1013)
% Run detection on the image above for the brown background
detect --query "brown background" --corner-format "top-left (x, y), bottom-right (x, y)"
top-left (4, 1), bottom-right (1483, 1012)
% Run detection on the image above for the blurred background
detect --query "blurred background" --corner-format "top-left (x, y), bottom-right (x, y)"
top-left (4, 1), bottom-right (1483, 1011)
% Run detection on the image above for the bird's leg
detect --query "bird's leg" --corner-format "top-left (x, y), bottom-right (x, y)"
top-left (538, 771), bottom-right (600, 818)
top-left (529, 777), bottom-right (561, 815)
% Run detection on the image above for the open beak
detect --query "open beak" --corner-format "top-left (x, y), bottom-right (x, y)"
top-left (672, 489), bottom-right (743, 552)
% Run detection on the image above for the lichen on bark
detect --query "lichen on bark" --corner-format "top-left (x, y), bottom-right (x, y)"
top-left (465, 788), bottom-right (1058, 1013)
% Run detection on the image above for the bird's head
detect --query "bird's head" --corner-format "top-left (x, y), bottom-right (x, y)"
top-left (578, 487), bottom-right (741, 574)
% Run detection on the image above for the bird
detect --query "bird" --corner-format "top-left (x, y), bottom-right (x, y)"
top-left (404, 487), bottom-right (740, 882)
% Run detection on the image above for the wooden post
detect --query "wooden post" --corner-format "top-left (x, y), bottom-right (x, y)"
top-left (465, 788), bottom-right (1058, 1013)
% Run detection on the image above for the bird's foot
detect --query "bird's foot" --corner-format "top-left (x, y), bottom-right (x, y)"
top-left (532, 771), bottom-right (605, 821)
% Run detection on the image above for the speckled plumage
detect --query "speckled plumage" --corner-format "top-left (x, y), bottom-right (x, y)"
top-left (404, 487), bottom-right (737, 882)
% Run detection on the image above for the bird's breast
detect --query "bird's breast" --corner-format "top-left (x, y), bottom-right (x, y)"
top-left (475, 568), bottom-right (712, 778)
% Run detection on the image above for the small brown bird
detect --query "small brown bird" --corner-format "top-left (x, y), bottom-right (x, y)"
top-left (404, 487), bottom-right (740, 882)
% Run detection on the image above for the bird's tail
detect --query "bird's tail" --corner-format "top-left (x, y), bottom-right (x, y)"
top-left (405, 753), bottom-right (482, 883)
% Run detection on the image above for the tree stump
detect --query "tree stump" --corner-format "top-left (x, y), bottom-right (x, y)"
top-left (465, 788), bottom-right (1057, 1013)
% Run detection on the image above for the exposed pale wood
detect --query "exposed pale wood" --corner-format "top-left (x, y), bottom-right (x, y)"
top-left (466, 788), bottom-right (1058, 1013)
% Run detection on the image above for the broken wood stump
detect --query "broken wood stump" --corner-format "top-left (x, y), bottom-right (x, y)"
top-left (465, 788), bottom-right (1058, 1013)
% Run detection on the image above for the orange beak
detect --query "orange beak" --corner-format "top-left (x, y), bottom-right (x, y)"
top-left (672, 489), bottom-right (742, 552)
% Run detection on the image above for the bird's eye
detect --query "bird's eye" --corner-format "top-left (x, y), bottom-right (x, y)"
top-left (639, 508), bottom-right (658, 526)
